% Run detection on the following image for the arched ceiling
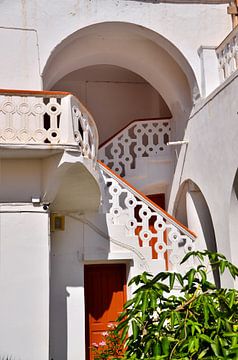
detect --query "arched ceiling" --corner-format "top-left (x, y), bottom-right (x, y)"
top-left (43, 22), bottom-right (200, 118)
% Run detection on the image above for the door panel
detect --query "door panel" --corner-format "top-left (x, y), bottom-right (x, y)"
top-left (84, 264), bottom-right (127, 360)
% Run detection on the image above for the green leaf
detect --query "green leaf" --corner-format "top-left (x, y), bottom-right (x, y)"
top-left (157, 312), bottom-right (168, 331)
top-left (220, 260), bottom-right (226, 274)
top-left (131, 320), bottom-right (139, 340)
top-left (116, 318), bottom-right (129, 332)
top-left (153, 342), bottom-right (161, 356)
top-left (211, 342), bottom-right (220, 357)
top-left (176, 273), bottom-right (184, 286)
top-left (198, 348), bottom-right (209, 358)
top-left (134, 292), bottom-right (143, 308)
top-left (169, 272), bottom-right (175, 290)
top-left (144, 339), bottom-right (153, 355)
top-left (150, 290), bottom-right (158, 309)
top-left (199, 334), bottom-right (214, 344)
top-left (180, 251), bottom-right (194, 264)
top-left (188, 268), bottom-right (196, 287)
top-left (161, 337), bottom-right (170, 355)
top-left (198, 269), bottom-right (207, 284)
top-left (229, 290), bottom-right (235, 308)
top-left (121, 324), bottom-right (129, 342)
top-left (170, 311), bottom-right (175, 330)
top-left (124, 299), bottom-right (134, 309)
top-left (141, 291), bottom-right (148, 318)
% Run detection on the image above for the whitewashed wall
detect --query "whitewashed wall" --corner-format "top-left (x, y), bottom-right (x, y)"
top-left (50, 214), bottom-right (141, 360)
top-left (169, 73), bottom-right (238, 287)
top-left (0, 207), bottom-right (49, 360)
top-left (0, 1), bottom-right (231, 95)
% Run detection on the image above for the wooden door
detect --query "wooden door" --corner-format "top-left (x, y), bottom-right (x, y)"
top-left (147, 193), bottom-right (165, 209)
top-left (84, 264), bottom-right (127, 360)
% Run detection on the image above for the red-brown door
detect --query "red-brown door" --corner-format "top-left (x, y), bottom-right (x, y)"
top-left (84, 264), bottom-right (127, 360)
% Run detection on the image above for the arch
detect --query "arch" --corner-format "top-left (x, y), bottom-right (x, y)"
top-left (174, 179), bottom-right (219, 284)
top-left (174, 179), bottom-right (217, 253)
top-left (42, 22), bottom-right (199, 121)
top-left (52, 64), bottom-right (172, 144)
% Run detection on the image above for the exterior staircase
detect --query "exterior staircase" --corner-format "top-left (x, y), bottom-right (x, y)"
top-left (98, 161), bottom-right (196, 275)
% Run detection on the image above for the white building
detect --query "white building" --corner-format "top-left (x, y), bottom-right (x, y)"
top-left (0, 1), bottom-right (237, 359)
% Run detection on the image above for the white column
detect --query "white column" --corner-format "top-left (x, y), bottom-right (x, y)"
top-left (198, 46), bottom-right (220, 97)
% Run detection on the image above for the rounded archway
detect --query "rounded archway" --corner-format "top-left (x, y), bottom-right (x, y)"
top-left (174, 179), bottom-right (219, 285)
top-left (43, 22), bottom-right (199, 143)
top-left (174, 180), bottom-right (217, 254)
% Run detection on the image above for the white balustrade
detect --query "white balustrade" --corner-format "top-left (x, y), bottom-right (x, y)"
top-left (99, 118), bottom-right (171, 177)
top-left (0, 90), bottom-right (98, 160)
top-left (216, 26), bottom-right (238, 82)
top-left (99, 162), bottom-right (196, 272)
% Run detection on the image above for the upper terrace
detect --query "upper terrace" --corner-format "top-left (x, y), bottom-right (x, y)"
top-left (216, 24), bottom-right (238, 82)
top-left (0, 89), bottom-right (98, 160)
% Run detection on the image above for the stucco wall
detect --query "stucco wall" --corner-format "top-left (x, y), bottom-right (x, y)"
top-left (0, 206), bottom-right (49, 360)
top-left (0, 1), bottom-right (231, 94)
top-left (169, 73), bottom-right (238, 286)
top-left (50, 213), bottom-right (141, 360)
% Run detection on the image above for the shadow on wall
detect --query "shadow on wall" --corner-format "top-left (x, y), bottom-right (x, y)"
top-left (174, 179), bottom-right (220, 286)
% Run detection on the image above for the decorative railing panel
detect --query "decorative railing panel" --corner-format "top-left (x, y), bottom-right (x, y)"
top-left (216, 26), bottom-right (238, 82)
top-left (0, 95), bottom-right (62, 144)
top-left (0, 90), bottom-right (98, 161)
top-left (99, 118), bottom-right (171, 177)
top-left (99, 162), bottom-right (196, 272)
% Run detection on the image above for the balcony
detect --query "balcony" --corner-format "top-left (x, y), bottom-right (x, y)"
top-left (0, 89), bottom-right (100, 212)
top-left (216, 25), bottom-right (238, 82)
top-left (0, 89), bottom-right (98, 160)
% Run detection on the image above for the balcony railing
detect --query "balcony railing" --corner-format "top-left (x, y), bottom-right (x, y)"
top-left (99, 117), bottom-right (172, 177)
top-left (216, 26), bottom-right (238, 82)
top-left (0, 89), bottom-right (98, 160)
top-left (99, 161), bottom-right (196, 273)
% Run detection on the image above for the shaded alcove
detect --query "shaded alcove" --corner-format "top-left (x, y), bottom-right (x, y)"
top-left (51, 65), bottom-right (171, 144)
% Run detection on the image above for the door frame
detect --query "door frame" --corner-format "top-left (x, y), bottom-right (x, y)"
top-left (84, 261), bottom-right (128, 360)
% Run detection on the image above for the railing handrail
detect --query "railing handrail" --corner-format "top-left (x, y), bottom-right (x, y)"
top-left (216, 24), bottom-right (238, 52)
top-left (99, 116), bottom-right (172, 149)
top-left (98, 160), bottom-right (197, 240)
top-left (0, 88), bottom-right (71, 98)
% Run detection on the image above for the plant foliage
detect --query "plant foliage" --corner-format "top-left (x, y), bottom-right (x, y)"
top-left (114, 251), bottom-right (238, 360)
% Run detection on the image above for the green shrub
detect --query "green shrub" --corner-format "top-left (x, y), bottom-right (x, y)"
top-left (114, 251), bottom-right (238, 360)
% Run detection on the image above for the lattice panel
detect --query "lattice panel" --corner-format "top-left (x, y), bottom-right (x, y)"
top-left (217, 31), bottom-right (238, 81)
top-left (72, 104), bottom-right (96, 160)
top-left (99, 119), bottom-right (171, 177)
top-left (100, 167), bottom-right (195, 271)
top-left (0, 95), bottom-right (62, 144)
